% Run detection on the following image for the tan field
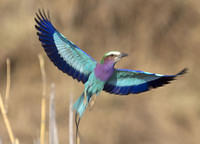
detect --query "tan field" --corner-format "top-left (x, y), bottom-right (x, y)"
top-left (0, 0), bottom-right (200, 144)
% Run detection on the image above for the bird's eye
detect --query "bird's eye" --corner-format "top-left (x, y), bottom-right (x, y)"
top-left (110, 54), bottom-right (114, 57)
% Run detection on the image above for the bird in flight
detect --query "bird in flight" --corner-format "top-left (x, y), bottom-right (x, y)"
top-left (34, 9), bottom-right (187, 129)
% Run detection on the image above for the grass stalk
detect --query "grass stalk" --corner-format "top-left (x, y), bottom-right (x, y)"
top-left (4, 58), bottom-right (11, 112)
top-left (0, 93), bottom-right (15, 144)
top-left (69, 94), bottom-right (74, 144)
top-left (0, 58), bottom-right (19, 144)
top-left (14, 138), bottom-right (19, 144)
top-left (38, 54), bottom-right (47, 144)
top-left (49, 83), bottom-right (59, 144)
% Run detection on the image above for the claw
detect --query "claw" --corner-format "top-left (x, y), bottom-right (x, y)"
top-left (89, 95), bottom-right (96, 111)
top-left (83, 90), bottom-right (87, 105)
top-left (75, 112), bottom-right (81, 144)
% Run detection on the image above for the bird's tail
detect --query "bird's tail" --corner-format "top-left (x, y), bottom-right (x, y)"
top-left (73, 92), bottom-right (91, 118)
top-left (73, 92), bottom-right (92, 144)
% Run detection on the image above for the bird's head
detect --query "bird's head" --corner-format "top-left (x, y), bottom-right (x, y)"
top-left (100, 51), bottom-right (128, 64)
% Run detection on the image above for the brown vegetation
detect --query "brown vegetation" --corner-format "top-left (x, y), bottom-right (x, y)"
top-left (0, 0), bottom-right (200, 144)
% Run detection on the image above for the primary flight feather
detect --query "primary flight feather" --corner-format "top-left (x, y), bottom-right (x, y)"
top-left (34, 9), bottom-right (187, 119)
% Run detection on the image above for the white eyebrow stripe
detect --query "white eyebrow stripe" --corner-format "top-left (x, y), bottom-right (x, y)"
top-left (106, 51), bottom-right (121, 56)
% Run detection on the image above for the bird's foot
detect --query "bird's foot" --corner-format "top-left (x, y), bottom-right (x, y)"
top-left (83, 91), bottom-right (87, 105)
top-left (89, 95), bottom-right (96, 111)
top-left (75, 112), bottom-right (81, 144)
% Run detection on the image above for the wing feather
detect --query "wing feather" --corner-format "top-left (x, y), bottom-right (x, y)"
top-left (103, 68), bottom-right (187, 95)
top-left (35, 9), bottom-right (96, 83)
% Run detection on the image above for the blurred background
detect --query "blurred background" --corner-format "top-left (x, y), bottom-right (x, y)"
top-left (0, 0), bottom-right (200, 144)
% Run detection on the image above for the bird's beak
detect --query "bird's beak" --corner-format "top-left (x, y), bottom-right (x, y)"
top-left (119, 53), bottom-right (128, 58)
top-left (114, 52), bottom-right (128, 63)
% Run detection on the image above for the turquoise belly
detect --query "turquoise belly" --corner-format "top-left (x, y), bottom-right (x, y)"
top-left (85, 72), bottom-right (105, 96)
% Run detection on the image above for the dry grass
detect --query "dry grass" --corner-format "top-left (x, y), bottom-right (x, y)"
top-left (49, 83), bottom-right (59, 144)
top-left (0, 55), bottom-right (75, 144)
top-left (0, 0), bottom-right (200, 144)
top-left (69, 94), bottom-right (74, 144)
top-left (4, 58), bottom-right (11, 112)
top-left (38, 54), bottom-right (47, 144)
top-left (0, 93), bottom-right (15, 144)
top-left (0, 58), bottom-right (20, 144)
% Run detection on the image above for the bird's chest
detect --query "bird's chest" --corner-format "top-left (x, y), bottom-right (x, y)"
top-left (94, 64), bottom-right (114, 81)
top-left (85, 72), bottom-right (105, 95)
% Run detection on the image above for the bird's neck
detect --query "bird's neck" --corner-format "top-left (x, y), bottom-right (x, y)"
top-left (94, 61), bottom-right (115, 81)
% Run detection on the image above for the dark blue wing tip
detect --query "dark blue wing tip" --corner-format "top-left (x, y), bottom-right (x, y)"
top-left (176, 68), bottom-right (188, 76)
top-left (34, 9), bottom-right (56, 33)
top-left (35, 9), bottom-right (51, 23)
top-left (148, 68), bottom-right (188, 89)
top-left (104, 68), bottom-right (188, 95)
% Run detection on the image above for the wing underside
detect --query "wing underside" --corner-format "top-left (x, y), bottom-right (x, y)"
top-left (35, 9), bottom-right (96, 83)
top-left (103, 68), bottom-right (187, 95)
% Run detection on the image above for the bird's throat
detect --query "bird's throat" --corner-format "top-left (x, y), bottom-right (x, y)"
top-left (94, 62), bottom-right (115, 81)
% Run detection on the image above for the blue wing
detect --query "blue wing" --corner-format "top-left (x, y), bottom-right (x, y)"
top-left (103, 68), bottom-right (187, 95)
top-left (34, 9), bottom-right (96, 83)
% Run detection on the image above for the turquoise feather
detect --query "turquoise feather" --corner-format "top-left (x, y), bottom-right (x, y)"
top-left (104, 68), bottom-right (187, 94)
top-left (73, 72), bottom-right (105, 117)
top-left (34, 9), bottom-right (187, 119)
top-left (34, 9), bottom-right (96, 83)
top-left (73, 93), bottom-right (89, 118)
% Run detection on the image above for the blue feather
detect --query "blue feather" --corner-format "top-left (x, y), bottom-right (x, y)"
top-left (104, 68), bottom-right (187, 95)
top-left (35, 9), bottom-right (96, 83)
top-left (73, 92), bottom-right (92, 117)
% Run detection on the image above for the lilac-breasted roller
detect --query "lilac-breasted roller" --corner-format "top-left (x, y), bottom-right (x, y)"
top-left (34, 10), bottom-right (187, 120)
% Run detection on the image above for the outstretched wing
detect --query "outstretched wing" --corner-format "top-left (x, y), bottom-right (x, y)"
top-left (103, 68), bottom-right (187, 95)
top-left (34, 9), bottom-right (96, 83)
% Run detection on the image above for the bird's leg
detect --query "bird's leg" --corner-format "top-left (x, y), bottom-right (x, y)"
top-left (75, 112), bottom-right (81, 144)
top-left (89, 95), bottom-right (97, 111)
top-left (83, 84), bottom-right (92, 105)
top-left (83, 89), bottom-right (87, 105)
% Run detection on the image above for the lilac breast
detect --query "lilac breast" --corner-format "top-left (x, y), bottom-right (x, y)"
top-left (94, 62), bottom-right (114, 81)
